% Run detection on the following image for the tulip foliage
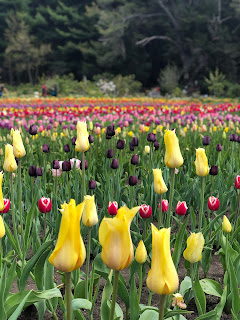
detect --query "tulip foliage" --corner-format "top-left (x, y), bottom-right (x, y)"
top-left (0, 96), bottom-right (239, 319)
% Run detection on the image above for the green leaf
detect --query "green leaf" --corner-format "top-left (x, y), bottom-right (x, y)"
top-left (193, 272), bottom-right (206, 315)
top-left (34, 301), bottom-right (46, 320)
top-left (172, 216), bottom-right (188, 268)
top-left (101, 270), bottom-right (113, 320)
top-left (8, 291), bottom-right (32, 320)
top-left (165, 309), bottom-right (193, 318)
top-left (72, 298), bottom-right (92, 311)
top-left (19, 240), bottom-right (53, 291)
top-left (139, 309), bottom-right (158, 320)
top-left (94, 253), bottom-right (110, 279)
top-left (229, 258), bottom-right (240, 315)
top-left (118, 277), bottom-right (129, 308)
top-left (4, 259), bottom-right (17, 301)
top-left (4, 223), bottom-right (21, 258)
top-left (194, 310), bottom-right (216, 320)
top-left (0, 266), bottom-right (7, 320)
top-left (231, 309), bottom-right (239, 320)
top-left (34, 248), bottom-right (52, 290)
top-left (200, 279), bottom-right (223, 298)
top-left (180, 276), bottom-right (192, 296)
top-left (214, 284), bottom-right (227, 320)
top-left (130, 277), bottom-right (139, 320)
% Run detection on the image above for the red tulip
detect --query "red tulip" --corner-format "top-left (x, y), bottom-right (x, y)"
top-left (208, 196), bottom-right (220, 211)
top-left (108, 201), bottom-right (118, 216)
top-left (0, 199), bottom-right (10, 213)
top-left (175, 201), bottom-right (188, 216)
top-left (38, 197), bottom-right (52, 213)
top-left (139, 204), bottom-right (152, 219)
top-left (235, 175), bottom-right (240, 189)
top-left (159, 199), bottom-right (169, 212)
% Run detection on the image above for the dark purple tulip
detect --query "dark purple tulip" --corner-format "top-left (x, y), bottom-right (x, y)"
top-left (116, 139), bottom-right (125, 150)
top-left (234, 134), bottom-right (238, 142)
top-left (209, 165), bottom-right (218, 176)
top-left (29, 124), bottom-right (38, 135)
top-left (129, 175), bottom-right (137, 186)
top-left (106, 124), bottom-right (115, 137)
top-left (29, 165), bottom-right (37, 177)
top-left (89, 179), bottom-right (96, 190)
top-left (131, 154), bottom-right (139, 165)
top-left (147, 133), bottom-right (156, 143)
top-left (63, 125), bottom-right (68, 130)
top-left (202, 135), bottom-right (211, 146)
top-left (64, 144), bottom-right (70, 153)
top-left (216, 144), bottom-right (222, 152)
top-left (42, 143), bottom-right (49, 153)
top-left (36, 167), bottom-right (43, 176)
top-left (52, 160), bottom-right (60, 169)
top-left (131, 137), bottom-right (138, 147)
top-left (238, 136), bottom-right (240, 143)
top-left (70, 124), bottom-right (75, 130)
top-left (106, 134), bottom-right (112, 140)
top-left (72, 137), bottom-right (76, 146)
top-left (106, 149), bottom-right (114, 158)
top-left (154, 140), bottom-right (159, 150)
top-left (129, 142), bottom-right (134, 151)
top-left (111, 158), bottom-right (119, 169)
top-left (80, 159), bottom-right (88, 170)
top-left (88, 135), bottom-right (94, 144)
top-left (47, 124), bottom-right (52, 131)
top-left (62, 161), bottom-right (71, 171)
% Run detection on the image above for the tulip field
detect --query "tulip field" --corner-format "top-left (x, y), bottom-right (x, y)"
top-left (0, 96), bottom-right (239, 320)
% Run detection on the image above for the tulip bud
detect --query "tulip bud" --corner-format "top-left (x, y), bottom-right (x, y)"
top-left (222, 215), bottom-right (232, 233)
top-left (70, 158), bottom-right (81, 170)
top-left (52, 169), bottom-right (62, 177)
top-left (209, 165), bottom-right (218, 176)
top-left (29, 124), bottom-right (38, 135)
top-left (116, 139), bottom-right (125, 150)
top-left (147, 133), bottom-right (156, 143)
top-left (111, 158), bottom-right (119, 169)
top-left (129, 175), bottom-right (137, 186)
top-left (89, 179), bottom-right (96, 190)
top-left (135, 240), bottom-right (147, 264)
top-left (216, 144), bottom-right (222, 152)
top-left (129, 142), bottom-right (134, 151)
top-left (131, 154), bottom-right (139, 165)
top-left (145, 146), bottom-right (150, 154)
top-left (36, 167), bottom-right (43, 176)
top-left (62, 161), bottom-right (71, 171)
top-left (29, 165), bottom-right (37, 177)
top-left (208, 196), bottom-right (220, 211)
top-left (106, 149), bottom-right (114, 158)
top-left (106, 124), bottom-right (115, 137)
top-left (175, 201), bottom-right (188, 216)
top-left (3, 144), bottom-right (18, 172)
top-left (154, 140), bottom-right (159, 150)
top-left (38, 197), bottom-right (52, 213)
top-left (222, 131), bottom-right (226, 139)
top-left (164, 130), bottom-right (183, 168)
top-left (88, 122), bottom-right (93, 131)
top-left (0, 198), bottom-right (10, 213)
top-left (64, 144), bottom-right (70, 153)
top-left (42, 143), bottom-right (49, 153)
top-left (72, 137), bottom-right (77, 146)
top-left (0, 215), bottom-right (5, 238)
top-left (235, 175), bottom-right (240, 189)
top-left (52, 160), bottom-right (60, 169)
top-left (88, 135), bottom-right (94, 144)
top-left (75, 121), bottom-right (90, 153)
top-left (131, 137), bottom-right (138, 147)
top-left (202, 135), bottom-right (211, 146)
top-left (153, 169), bottom-right (168, 194)
top-left (108, 201), bottom-right (118, 215)
top-left (139, 204), bottom-right (152, 219)
top-left (0, 148), bottom-right (3, 156)
top-left (82, 195), bottom-right (98, 227)
top-left (160, 199), bottom-right (169, 212)
top-left (183, 232), bottom-right (205, 263)
top-left (80, 159), bottom-right (88, 170)
top-left (195, 148), bottom-right (209, 177)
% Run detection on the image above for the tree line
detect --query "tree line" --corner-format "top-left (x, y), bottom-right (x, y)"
top-left (0, 0), bottom-right (240, 92)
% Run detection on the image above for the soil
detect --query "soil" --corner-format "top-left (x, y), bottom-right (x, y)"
top-left (16, 254), bottom-right (232, 320)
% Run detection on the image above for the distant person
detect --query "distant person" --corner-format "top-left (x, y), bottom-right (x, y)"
top-left (42, 84), bottom-right (47, 97)
top-left (0, 83), bottom-right (7, 98)
top-left (52, 85), bottom-right (58, 97)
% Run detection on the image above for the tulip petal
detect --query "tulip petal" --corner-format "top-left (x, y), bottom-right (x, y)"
top-left (0, 172), bottom-right (4, 211)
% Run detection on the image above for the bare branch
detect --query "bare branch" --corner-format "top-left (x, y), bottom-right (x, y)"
top-left (136, 35), bottom-right (175, 46)
top-left (157, 0), bottom-right (180, 29)
top-left (123, 13), bottom-right (164, 23)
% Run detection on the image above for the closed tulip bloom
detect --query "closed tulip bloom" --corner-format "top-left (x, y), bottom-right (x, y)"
top-left (64, 144), bottom-right (70, 153)
top-left (183, 233), bottom-right (205, 263)
top-left (175, 201), bottom-right (188, 216)
top-left (88, 179), bottom-right (96, 190)
top-left (222, 215), bottom-right (232, 233)
top-left (145, 146), bottom-right (150, 154)
top-left (49, 199), bottom-right (86, 272)
top-left (135, 240), bottom-right (147, 264)
top-left (62, 161), bottom-right (71, 172)
top-left (42, 143), bottom-right (49, 153)
top-left (36, 167), bottom-right (43, 176)
top-left (3, 144), bottom-right (18, 172)
top-left (0, 199), bottom-right (10, 214)
top-left (209, 165), bottom-right (218, 176)
top-left (108, 201), bottom-right (118, 216)
top-left (195, 148), bottom-right (209, 177)
top-left (139, 204), bottom-right (152, 219)
top-left (164, 130), bottom-right (183, 168)
top-left (146, 225), bottom-right (179, 295)
top-left (161, 199), bottom-right (169, 212)
top-left (153, 169), bottom-right (168, 194)
top-left (208, 196), bottom-right (220, 211)
top-left (75, 121), bottom-right (90, 153)
top-left (129, 175), bottom-right (137, 186)
top-left (111, 158), bottom-right (119, 169)
top-left (99, 205), bottom-right (140, 270)
top-left (80, 159), bottom-right (88, 170)
top-left (131, 154), bottom-right (139, 165)
top-left (38, 197), bottom-right (52, 213)
top-left (12, 130), bottom-right (26, 158)
top-left (29, 165), bottom-right (37, 177)
top-left (0, 215), bottom-right (5, 238)
top-left (82, 195), bottom-right (98, 227)
top-left (88, 135), bottom-right (94, 144)
top-left (235, 175), bottom-right (240, 189)
top-left (0, 172), bottom-right (4, 211)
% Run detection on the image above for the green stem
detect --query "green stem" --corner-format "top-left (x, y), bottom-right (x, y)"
top-left (65, 272), bottom-right (72, 320)
top-left (109, 270), bottom-right (120, 320)
top-left (143, 220), bottom-right (146, 241)
top-left (85, 227), bottom-right (91, 299)
top-left (44, 213), bottom-right (47, 238)
top-left (158, 194), bottom-right (162, 229)
top-left (18, 159), bottom-right (24, 257)
top-left (233, 191), bottom-right (240, 232)
top-left (11, 173), bottom-right (21, 256)
top-left (138, 264), bottom-right (143, 305)
top-left (44, 154), bottom-right (47, 193)
top-left (126, 307), bottom-right (130, 320)
top-left (225, 233), bottom-right (229, 271)
top-left (198, 176), bottom-right (205, 231)
top-left (82, 152), bottom-right (85, 200)
top-left (148, 290), bottom-right (153, 306)
top-left (166, 168), bottom-right (175, 228)
top-left (159, 295), bottom-right (166, 320)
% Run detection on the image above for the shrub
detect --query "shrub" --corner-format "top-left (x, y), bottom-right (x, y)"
top-left (158, 64), bottom-right (180, 95)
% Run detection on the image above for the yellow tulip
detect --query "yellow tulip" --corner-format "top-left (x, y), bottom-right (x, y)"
top-left (75, 121), bottom-right (90, 153)
top-left (0, 172), bottom-right (4, 211)
top-left (153, 169), bottom-right (168, 194)
top-left (164, 130), bottom-right (183, 168)
top-left (12, 129), bottom-right (26, 158)
top-left (0, 215), bottom-right (5, 238)
top-left (89, 121), bottom-right (93, 131)
top-left (99, 205), bottom-right (140, 270)
top-left (195, 148), bottom-right (209, 177)
top-left (145, 146), bottom-right (150, 154)
top-left (146, 225), bottom-right (179, 295)
top-left (3, 144), bottom-right (18, 172)
top-left (49, 199), bottom-right (86, 272)
top-left (135, 240), bottom-right (147, 264)
top-left (183, 232), bottom-right (205, 263)
top-left (222, 215), bottom-right (232, 233)
top-left (82, 195), bottom-right (98, 227)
